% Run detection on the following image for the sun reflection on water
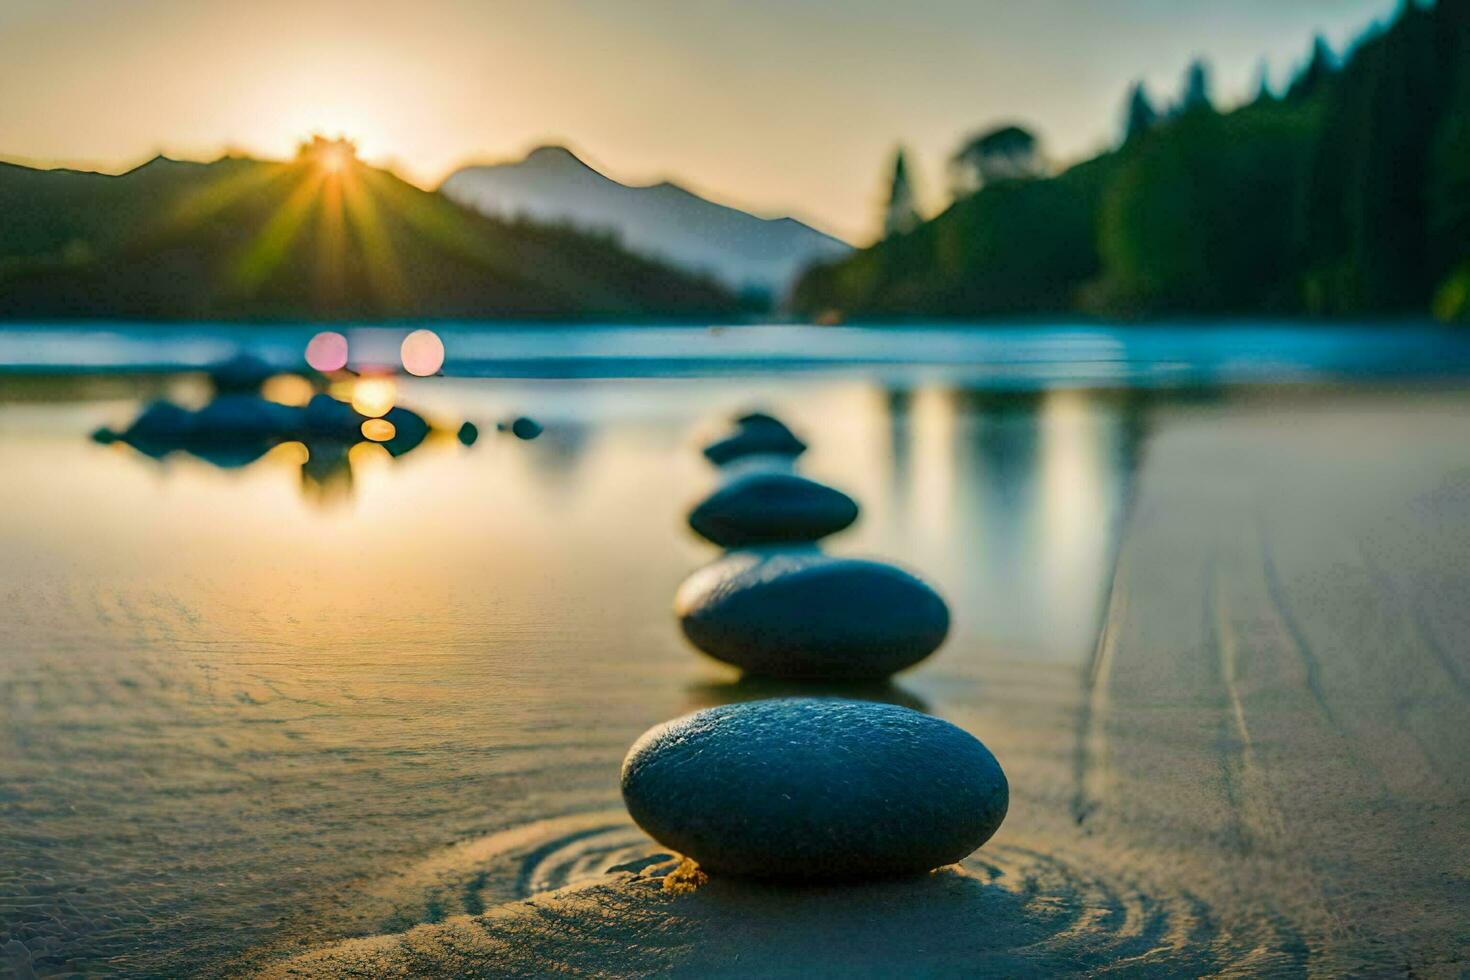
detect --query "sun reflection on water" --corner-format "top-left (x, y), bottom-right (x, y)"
top-left (266, 440), bottom-right (311, 467)
top-left (361, 418), bottom-right (396, 442)
top-left (261, 373), bottom-right (316, 407)
top-left (1039, 389), bottom-right (1115, 652)
top-left (347, 377), bottom-right (396, 418)
top-left (348, 440), bottom-right (393, 469)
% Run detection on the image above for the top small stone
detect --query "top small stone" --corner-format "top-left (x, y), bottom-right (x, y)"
top-left (702, 412), bottom-right (807, 466)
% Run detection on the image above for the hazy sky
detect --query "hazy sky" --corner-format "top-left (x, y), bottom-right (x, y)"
top-left (1, 0), bottom-right (1399, 243)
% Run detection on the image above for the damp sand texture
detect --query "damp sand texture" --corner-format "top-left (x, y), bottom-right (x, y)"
top-left (2, 381), bottom-right (1468, 977)
top-left (263, 389), bottom-right (1470, 978)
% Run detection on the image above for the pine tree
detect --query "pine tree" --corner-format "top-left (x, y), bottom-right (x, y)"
top-left (1253, 59), bottom-right (1276, 103)
top-left (1299, 3), bottom-right (1441, 312)
top-left (1287, 34), bottom-right (1336, 101)
top-left (882, 148), bottom-right (921, 238)
top-left (1180, 59), bottom-right (1213, 114)
top-left (1122, 82), bottom-right (1158, 144)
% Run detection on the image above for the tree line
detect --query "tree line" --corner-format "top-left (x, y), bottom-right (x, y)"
top-left (794, 0), bottom-right (1470, 323)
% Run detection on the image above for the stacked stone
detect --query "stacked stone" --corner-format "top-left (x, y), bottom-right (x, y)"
top-left (617, 411), bottom-right (1009, 881)
top-left (678, 411), bottom-right (949, 680)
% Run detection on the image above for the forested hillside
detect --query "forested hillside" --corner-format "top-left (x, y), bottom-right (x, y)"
top-left (0, 142), bottom-right (739, 321)
top-left (794, 0), bottom-right (1470, 322)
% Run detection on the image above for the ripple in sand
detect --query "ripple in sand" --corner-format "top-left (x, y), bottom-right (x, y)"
top-left (311, 810), bottom-right (646, 935)
top-left (267, 814), bottom-right (1306, 976)
top-left (515, 821), bottom-right (666, 896)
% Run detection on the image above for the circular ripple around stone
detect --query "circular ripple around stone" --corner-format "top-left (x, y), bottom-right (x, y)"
top-left (958, 844), bottom-right (1290, 974)
top-left (515, 822), bottom-right (667, 896)
top-left (322, 810), bottom-right (650, 935)
top-left (290, 813), bottom-right (1305, 978)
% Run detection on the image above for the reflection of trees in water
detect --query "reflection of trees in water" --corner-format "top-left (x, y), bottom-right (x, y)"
top-left (525, 422), bottom-right (589, 478)
top-left (0, 372), bottom-right (190, 405)
top-left (962, 390), bottom-right (1047, 583)
top-left (298, 438), bottom-right (356, 508)
top-left (880, 384), bottom-right (1187, 664)
top-left (884, 388), bottom-right (913, 517)
top-left (499, 420), bottom-right (592, 504)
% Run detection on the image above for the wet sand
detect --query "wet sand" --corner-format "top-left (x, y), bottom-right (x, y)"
top-left (261, 389), bottom-right (1470, 977)
top-left (1075, 391), bottom-right (1470, 974)
top-left (3, 379), bottom-right (1467, 976)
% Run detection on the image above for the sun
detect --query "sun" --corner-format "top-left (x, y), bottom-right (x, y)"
top-left (298, 134), bottom-right (358, 175)
top-left (203, 129), bottom-right (410, 309)
top-left (319, 146), bottom-right (349, 173)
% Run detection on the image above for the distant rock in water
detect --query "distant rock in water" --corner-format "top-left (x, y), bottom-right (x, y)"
top-left (98, 393), bottom-right (435, 458)
top-left (702, 412), bottom-right (807, 466)
top-left (97, 396), bottom-right (299, 449)
top-left (457, 421), bottom-right (479, 446)
top-left (689, 471), bottom-right (858, 546)
top-left (110, 400), bottom-right (192, 444)
top-left (621, 698), bottom-right (1008, 879)
top-left (207, 352), bottom-right (277, 394)
top-left (302, 393), bottom-right (365, 440)
top-left (497, 416), bottom-right (543, 440)
top-left (192, 394), bottom-right (302, 441)
top-left (380, 405), bottom-right (431, 456)
top-left (441, 145), bottom-right (850, 297)
top-left (676, 549), bottom-right (949, 679)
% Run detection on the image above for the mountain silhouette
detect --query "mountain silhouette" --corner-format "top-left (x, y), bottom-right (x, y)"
top-left (441, 146), bottom-right (850, 299)
top-left (0, 149), bottom-right (739, 321)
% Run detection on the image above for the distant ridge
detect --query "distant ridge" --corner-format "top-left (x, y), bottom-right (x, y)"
top-left (0, 153), bottom-right (739, 321)
top-left (441, 146), bottom-right (850, 299)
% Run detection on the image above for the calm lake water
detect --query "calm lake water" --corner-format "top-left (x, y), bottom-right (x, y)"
top-left (3, 322), bottom-right (1469, 976)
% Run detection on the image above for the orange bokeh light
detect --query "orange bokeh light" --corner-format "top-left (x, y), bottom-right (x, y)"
top-left (350, 376), bottom-right (396, 418)
top-left (260, 374), bottom-right (315, 407)
top-left (361, 418), bottom-right (397, 442)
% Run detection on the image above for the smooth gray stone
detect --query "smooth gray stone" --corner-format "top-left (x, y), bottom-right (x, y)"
top-left (703, 413), bottom-right (806, 465)
top-left (689, 471), bottom-right (858, 546)
top-left (676, 550), bottom-right (949, 678)
top-left (621, 698), bottom-right (1008, 879)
